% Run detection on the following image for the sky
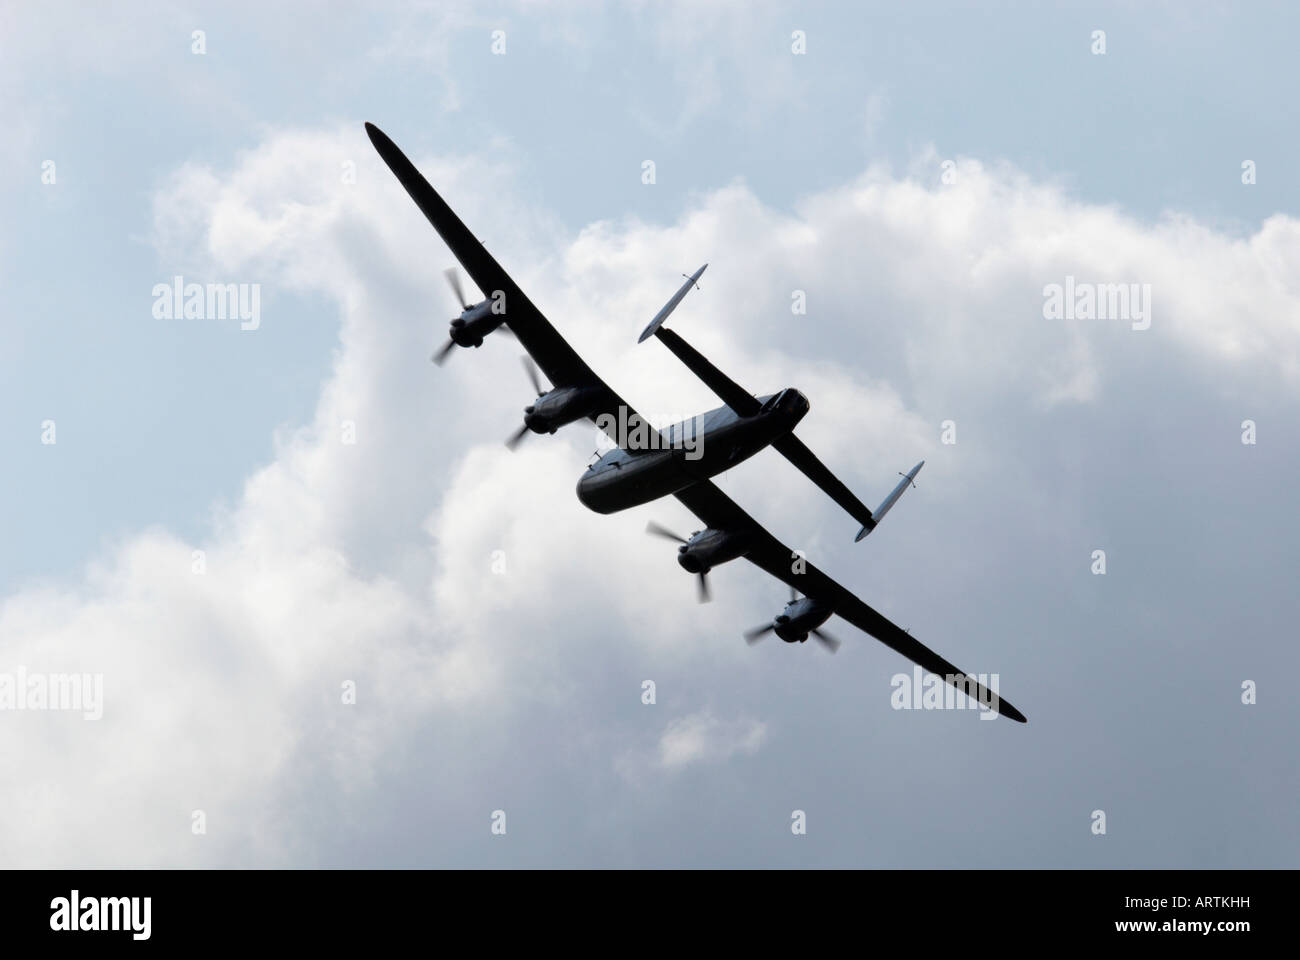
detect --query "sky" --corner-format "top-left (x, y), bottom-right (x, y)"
top-left (1, 1), bottom-right (1297, 867)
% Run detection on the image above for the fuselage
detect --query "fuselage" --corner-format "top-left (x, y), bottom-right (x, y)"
top-left (576, 388), bottom-right (810, 514)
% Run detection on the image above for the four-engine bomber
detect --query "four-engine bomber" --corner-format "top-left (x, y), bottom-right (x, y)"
top-left (365, 120), bottom-right (1027, 722)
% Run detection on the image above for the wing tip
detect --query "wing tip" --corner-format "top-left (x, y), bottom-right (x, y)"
top-left (364, 121), bottom-right (399, 160)
top-left (998, 700), bottom-right (1028, 723)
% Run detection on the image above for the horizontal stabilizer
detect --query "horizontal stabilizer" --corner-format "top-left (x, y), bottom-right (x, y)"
top-left (855, 460), bottom-right (924, 541)
top-left (771, 435), bottom-right (876, 536)
top-left (652, 327), bottom-right (761, 417)
top-left (648, 324), bottom-right (879, 539)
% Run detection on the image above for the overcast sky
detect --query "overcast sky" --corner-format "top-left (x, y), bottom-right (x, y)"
top-left (2, 1), bottom-right (1297, 867)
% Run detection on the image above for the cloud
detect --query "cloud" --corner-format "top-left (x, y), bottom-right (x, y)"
top-left (656, 710), bottom-right (768, 769)
top-left (2, 123), bottom-right (1298, 867)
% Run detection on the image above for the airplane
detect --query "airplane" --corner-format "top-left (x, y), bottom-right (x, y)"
top-left (364, 121), bottom-right (1027, 723)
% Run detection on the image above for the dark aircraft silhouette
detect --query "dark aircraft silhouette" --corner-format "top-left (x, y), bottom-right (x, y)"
top-left (365, 121), bottom-right (1026, 723)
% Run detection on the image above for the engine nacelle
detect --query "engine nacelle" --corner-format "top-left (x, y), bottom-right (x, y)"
top-left (449, 300), bottom-right (504, 348)
top-left (523, 385), bottom-right (605, 435)
top-left (772, 596), bottom-right (833, 643)
top-left (675, 528), bottom-right (751, 574)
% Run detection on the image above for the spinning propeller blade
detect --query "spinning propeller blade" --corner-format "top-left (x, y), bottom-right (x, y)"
top-left (645, 521), bottom-right (688, 544)
top-left (444, 267), bottom-right (469, 310)
top-left (810, 627), bottom-right (841, 653)
top-left (432, 339), bottom-right (457, 365)
top-left (504, 423), bottom-right (530, 450)
top-left (522, 355), bottom-right (544, 396)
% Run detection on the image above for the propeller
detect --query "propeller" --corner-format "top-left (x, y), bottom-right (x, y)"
top-left (788, 584), bottom-right (837, 651)
top-left (744, 586), bottom-right (838, 652)
top-left (444, 267), bottom-right (469, 310)
top-left (522, 355), bottom-right (544, 397)
top-left (644, 522), bottom-right (712, 603)
top-left (505, 356), bottom-right (550, 450)
top-left (504, 423), bottom-right (530, 450)
top-left (810, 627), bottom-right (841, 653)
top-left (432, 338), bottom-right (457, 365)
top-left (437, 267), bottom-right (513, 365)
top-left (696, 571), bottom-right (711, 603)
top-left (645, 521), bottom-right (688, 544)
top-left (433, 268), bottom-right (473, 365)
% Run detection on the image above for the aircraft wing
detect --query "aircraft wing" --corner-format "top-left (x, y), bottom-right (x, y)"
top-left (368, 122), bottom-right (1023, 722)
top-left (365, 122), bottom-right (654, 447)
top-left (673, 481), bottom-right (1026, 722)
